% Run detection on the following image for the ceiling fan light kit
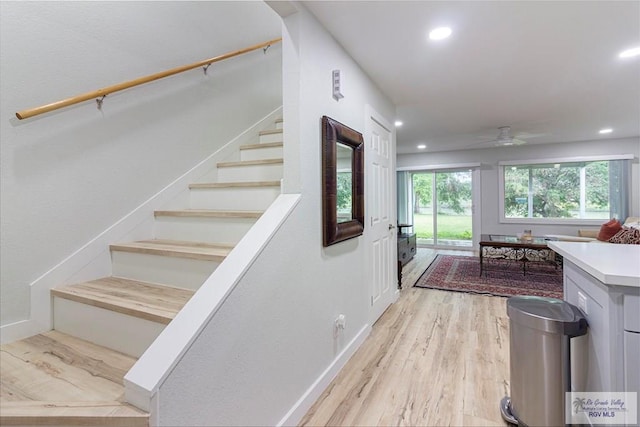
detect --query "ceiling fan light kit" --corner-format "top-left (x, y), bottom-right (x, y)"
top-left (494, 126), bottom-right (527, 146)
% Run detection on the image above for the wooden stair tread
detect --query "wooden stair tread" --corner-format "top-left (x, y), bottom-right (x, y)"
top-left (154, 209), bottom-right (263, 218)
top-left (189, 180), bottom-right (280, 189)
top-left (258, 128), bottom-right (283, 136)
top-left (110, 240), bottom-right (232, 261)
top-left (0, 331), bottom-right (136, 403)
top-left (146, 239), bottom-right (235, 248)
top-left (52, 277), bottom-right (194, 325)
top-left (217, 158), bottom-right (283, 168)
top-left (0, 401), bottom-right (148, 426)
top-left (239, 142), bottom-right (283, 150)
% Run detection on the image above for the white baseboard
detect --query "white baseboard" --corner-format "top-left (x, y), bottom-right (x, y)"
top-left (0, 107), bottom-right (283, 345)
top-left (276, 323), bottom-right (372, 427)
top-left (0, 319), bottom-right (48, 345)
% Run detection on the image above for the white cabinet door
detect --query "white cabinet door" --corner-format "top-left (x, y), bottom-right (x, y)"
top-left (624, 331), bottom-right (640, 394)
top-left (564, 261), bottom-right (634, 393)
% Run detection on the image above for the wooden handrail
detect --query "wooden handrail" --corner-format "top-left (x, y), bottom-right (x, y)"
top-left (15, 38), bottom-right (282, 120)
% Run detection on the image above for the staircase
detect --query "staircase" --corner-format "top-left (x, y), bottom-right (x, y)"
top-left (0, 119), bottom-right (284, 426)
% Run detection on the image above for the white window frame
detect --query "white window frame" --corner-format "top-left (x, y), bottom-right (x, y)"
top-left (498, 154), bottom-right (633, 225)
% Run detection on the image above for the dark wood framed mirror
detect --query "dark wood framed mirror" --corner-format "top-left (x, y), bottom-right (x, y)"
top-left (321, 116), bottom-right (364, 246)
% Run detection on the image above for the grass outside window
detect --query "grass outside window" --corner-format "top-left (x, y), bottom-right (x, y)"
top-left (413, 213), bottom-right (472, 240)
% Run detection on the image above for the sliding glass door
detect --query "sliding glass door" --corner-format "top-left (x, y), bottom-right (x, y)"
top-left (410, 169), bottom-right (474, 248)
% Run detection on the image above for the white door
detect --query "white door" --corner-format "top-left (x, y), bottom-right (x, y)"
top-left (366, 108), bottom-right (397, 323)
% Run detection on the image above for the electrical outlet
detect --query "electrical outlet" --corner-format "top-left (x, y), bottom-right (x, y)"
top-left (335, 314), bottom-right (346, 331)
top-left (333, 314), bottom-right (346, 338)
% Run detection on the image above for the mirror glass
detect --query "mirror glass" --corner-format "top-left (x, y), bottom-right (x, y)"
top-left (336, 143), bottom-right (353, 223)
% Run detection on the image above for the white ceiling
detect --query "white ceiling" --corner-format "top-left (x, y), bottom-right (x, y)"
top-left (303, 1), bottom-right (640, 154)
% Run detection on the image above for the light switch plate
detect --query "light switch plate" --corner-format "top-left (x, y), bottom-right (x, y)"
top-left (578, 291), bottom-right (588, 315)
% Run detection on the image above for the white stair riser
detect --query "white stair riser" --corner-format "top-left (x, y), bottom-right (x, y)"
top-left (154, 216), bottom-right (257, 244)
top-left (240, 146), bottom-right (283, 161)
top-left (217, 163), bottom-right (283, 182)
top-left (275, 120), bottom-right (283, 130)
top-left (189, 187), bottom-right (279, 210)
top-left (259, 133), bottom-right (283, 144)
top-left (111, 251), bottom-right (218, 290)
top-left (53, 298), bottom-right (165, 358)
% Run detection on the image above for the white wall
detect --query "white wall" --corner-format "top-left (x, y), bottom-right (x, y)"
top-left (153, 5), bottom-right (395, 425)
top-left (0, 1), bottom-right (282, 326)
top-left (397, 137), bottom-right (640, 237)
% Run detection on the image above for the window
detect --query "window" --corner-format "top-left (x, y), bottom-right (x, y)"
top-left (397, 162), bottom-right (481, 248)
top-left (499, 156), bottom-right (631, 223)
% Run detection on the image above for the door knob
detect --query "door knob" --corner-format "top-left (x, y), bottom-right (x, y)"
top-left (388, 224), bottom-right (396, 230)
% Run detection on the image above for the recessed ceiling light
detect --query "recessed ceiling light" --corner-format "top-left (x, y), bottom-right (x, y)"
top-left (417, 144), bottom-right (427, 149)
top-left (429, 27), bottom-right (452, 41)
top-left (395, 121), bottom-right (403, 127)
top-left (599, 128), bottom-right (613, 134)
top-left (619, 47), bottom-right (640, 58)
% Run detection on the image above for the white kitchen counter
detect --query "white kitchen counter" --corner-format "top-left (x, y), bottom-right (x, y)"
top-left (548, 241), bottom-right (640, 287)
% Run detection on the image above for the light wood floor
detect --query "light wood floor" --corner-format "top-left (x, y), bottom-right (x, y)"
top-left (300, 248), bottom-right (511, 427)
top-left (1, 330), bottom-right (148, 425)
top-left (0, 331), bottom-right (149, 427)
top-left (1, 330), bottom-right (136, 403)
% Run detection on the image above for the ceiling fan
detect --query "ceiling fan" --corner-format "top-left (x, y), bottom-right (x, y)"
top-left (484, 126), bottom-right (528, 146)
top-left (466, 126), bottom-right (546, 149)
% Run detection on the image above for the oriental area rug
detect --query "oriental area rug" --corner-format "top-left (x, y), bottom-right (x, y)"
top-left (414, 255), bottom-right (563, 299)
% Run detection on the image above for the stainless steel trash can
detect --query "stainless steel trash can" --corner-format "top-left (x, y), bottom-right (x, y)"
top-left (500, 296), bottom-right (587, 426)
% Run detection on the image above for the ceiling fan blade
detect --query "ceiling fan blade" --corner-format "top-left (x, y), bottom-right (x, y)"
top-left (515, 132), bottom-right (545, 139)
top-left (494, 137), bottom-right (527, 146)
top-left (468, 126), bottom-right (532, 148)
top-left (466, 138), bottom-right (499, 148)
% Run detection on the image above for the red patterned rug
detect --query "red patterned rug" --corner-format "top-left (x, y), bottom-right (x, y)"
top-left (414, 255), bottom-right (563, 299)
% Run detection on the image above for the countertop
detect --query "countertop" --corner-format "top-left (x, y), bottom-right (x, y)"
top-left (548, 241), bottom-right (640, 287)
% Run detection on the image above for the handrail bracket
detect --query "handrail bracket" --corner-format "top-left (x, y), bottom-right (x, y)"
top-left (96, 95), bottom-right (107, 111)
